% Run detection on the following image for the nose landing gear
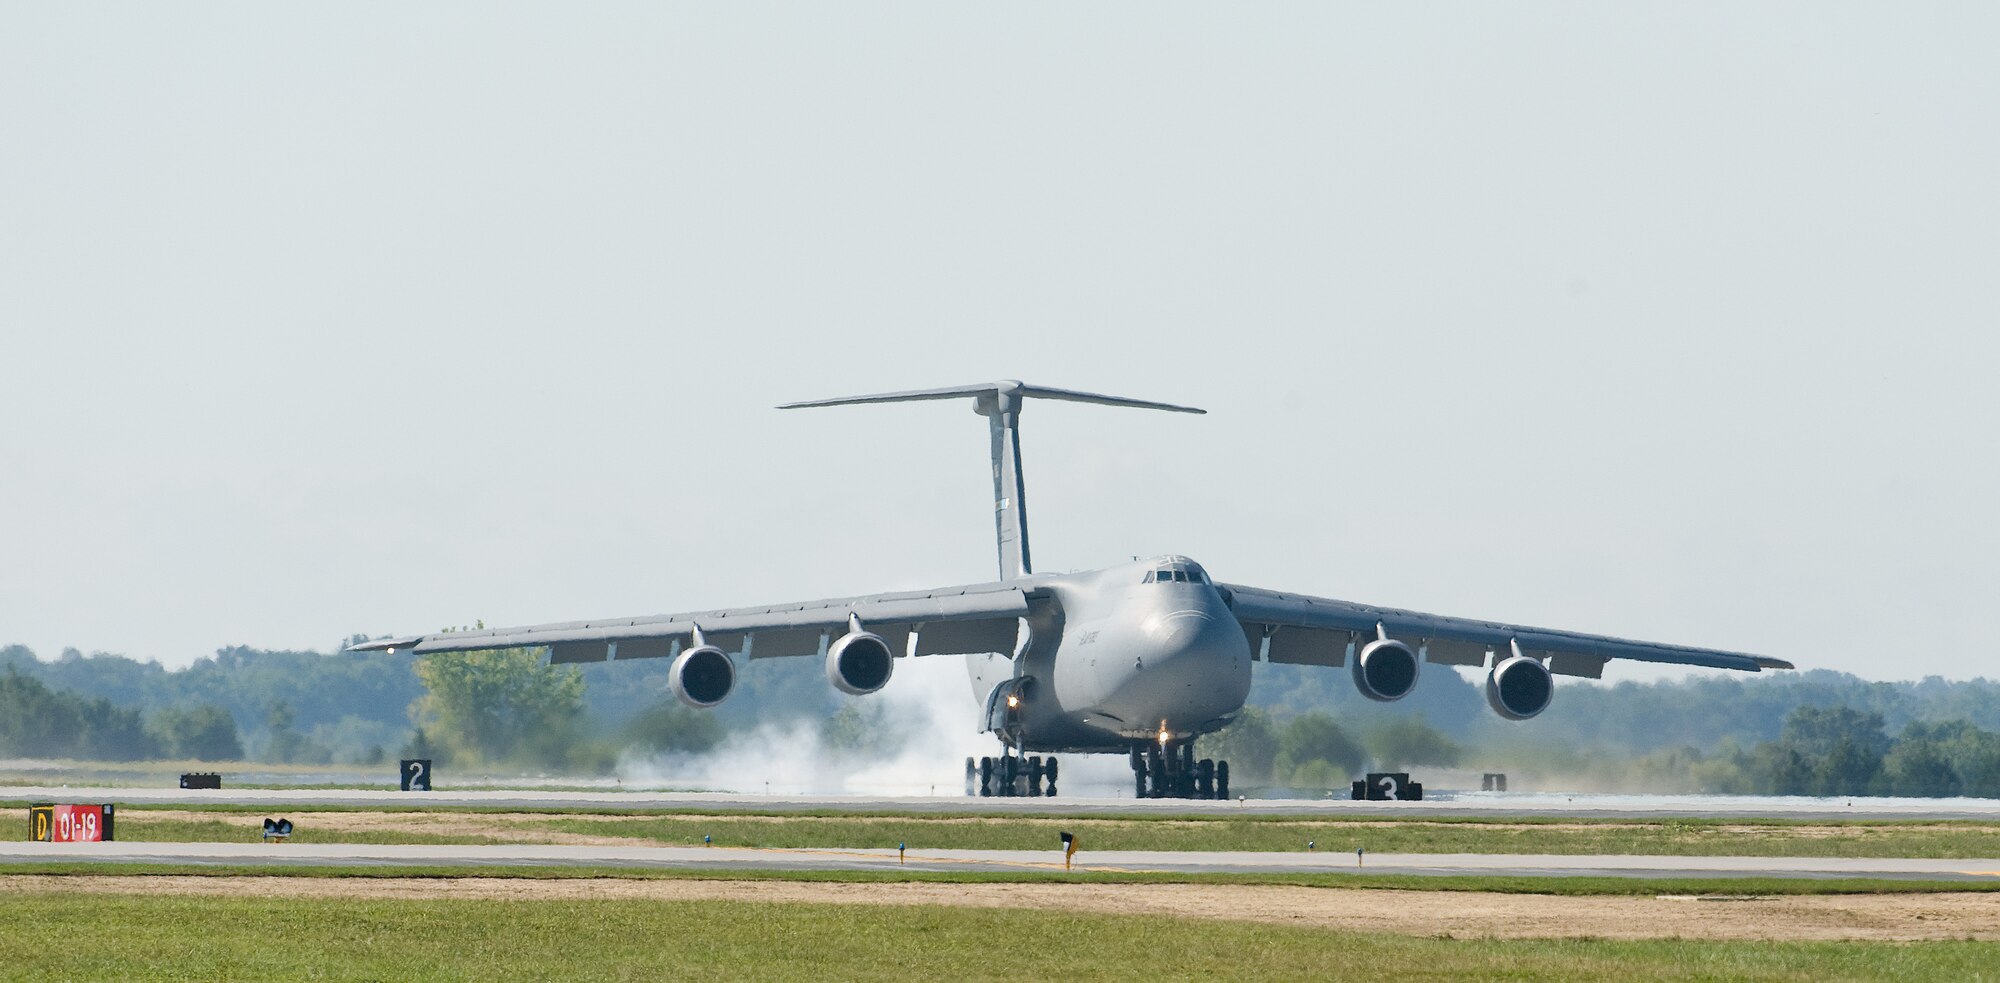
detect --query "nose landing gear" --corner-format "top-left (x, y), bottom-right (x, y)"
top-left (966, 754), bottom-right (1059, 797)
top-left (1130, 741), bottom-right (1229, 799)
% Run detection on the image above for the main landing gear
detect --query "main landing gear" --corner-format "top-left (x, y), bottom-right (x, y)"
top-left (967, 754), bottom-right (1059, 797)
top-left (1132, 741), bottom-right (1229, 799)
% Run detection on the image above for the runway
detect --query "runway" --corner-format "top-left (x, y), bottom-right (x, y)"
top-left (8, 840), bottom-right (2000, 880)
top-left (7, 785), bottom-right (2000, 821)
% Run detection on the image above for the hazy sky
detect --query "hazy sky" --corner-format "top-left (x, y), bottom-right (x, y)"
top-left (3, 4), bottom-right (1996, 682)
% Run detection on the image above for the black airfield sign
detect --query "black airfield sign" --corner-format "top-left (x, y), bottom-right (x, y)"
top-left (401, 759), bottom-right (432, 791)
top-left (1351, 773), bottom-right (1424, 801)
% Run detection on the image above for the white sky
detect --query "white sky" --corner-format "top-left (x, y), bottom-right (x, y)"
top-left (2, 4), bottom-right (1996, 681)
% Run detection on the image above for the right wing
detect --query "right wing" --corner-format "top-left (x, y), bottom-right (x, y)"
top-left (1222, 582), bottom-right (1789, 677)
top-left (346, 580), bottom-right (1034, 664)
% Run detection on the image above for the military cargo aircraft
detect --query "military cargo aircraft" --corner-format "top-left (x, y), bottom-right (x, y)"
top-left (350, 381), bottom-right (1790, 798)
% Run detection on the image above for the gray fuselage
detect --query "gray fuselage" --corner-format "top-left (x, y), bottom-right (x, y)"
top-left (966, 555), bottom-right (1251, 753)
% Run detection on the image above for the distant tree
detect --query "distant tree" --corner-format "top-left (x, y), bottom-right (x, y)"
top-left (411, 648), bottom-right (586, 768)
top-left (1204, 707), bottom-right (1280, 783)
top-left (0, 669), bottom-right (158, 760)
top-left (1366, 715), bottom-right (1463, 770)
top-left (1746, 742), bottom-right (1813, 796)
top-left (1879, 720), bottom-right (1998, 797)
top-left (1274, 713), bottom-right (1367, 785)
top-left (1812, 738), bottom-right (1884, 796)
top-left (401, 727), bottom-right (441, 764)
top-left (260, 700), bottom-right (330, 764)
top-left (1769, 706), bottom-right (1887, 796)
top-left (1879, 737), bottom-right (1962, 797)
top-left (1782, 706), bottom-right (1891, 760)
top-left (148, 705), bottom-right (244, 761)
top-left (624, 702), bottom-right (726, 755)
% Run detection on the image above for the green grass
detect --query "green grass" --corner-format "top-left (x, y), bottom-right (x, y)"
top-left (71, 806), bottom-right (2000, 858)
top-left (6, 862), bottom-right (2000, 897)
top-left (114, 816), bottom-right (508, 846)
top-left (539, 813), bottom-right (2000, 858)
top-left (0, 891), bottom-right (1993, 982)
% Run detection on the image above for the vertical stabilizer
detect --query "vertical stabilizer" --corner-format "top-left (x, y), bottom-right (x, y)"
top-left (779, 381), bottom-right (1204, 580)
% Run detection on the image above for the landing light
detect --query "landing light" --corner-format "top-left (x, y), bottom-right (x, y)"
top-left (1006, 694), bottom-right (1021, 709)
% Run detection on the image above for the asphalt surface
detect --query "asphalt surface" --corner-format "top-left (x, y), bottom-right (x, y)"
top-left (8, 785), bottom-right (2000, 820)
top-left (7, 840), bottom-right (2000, 880)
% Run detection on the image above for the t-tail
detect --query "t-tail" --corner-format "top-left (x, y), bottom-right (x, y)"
top-left (779, 381), bottom-right (1204, 580)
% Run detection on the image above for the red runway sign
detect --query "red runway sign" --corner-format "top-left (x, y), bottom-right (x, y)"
top-left (29, 804), bottom-right (115, 842)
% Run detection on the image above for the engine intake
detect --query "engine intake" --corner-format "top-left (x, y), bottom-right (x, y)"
top-left (669, 645), bottom-right (735, 708)
top-left (826, 630), bottom-right (895, 695)
top-left (1486, 654), bottom-right (1555, 720)
top-left (1352, 637), bottom-right (1420, 702)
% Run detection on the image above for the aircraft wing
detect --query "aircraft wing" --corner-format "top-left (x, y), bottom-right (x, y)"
top-left (1220, 583), bottom-right (1790, 678)
top-left (346, 580), bottom-right (1032, 664)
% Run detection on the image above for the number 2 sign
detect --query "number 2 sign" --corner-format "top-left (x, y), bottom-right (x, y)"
top-left (401, 759), bottom-right (432, 792)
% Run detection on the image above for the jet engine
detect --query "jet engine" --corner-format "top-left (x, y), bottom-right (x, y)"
top-left (1351, 637), bottom-right (1420, 702)
top-left (669, 645), bottom-right (736, 708)
top-left (1485, 654), bottom-right (1555, 720)
top-left (826, 630), bottom-right (896, 695)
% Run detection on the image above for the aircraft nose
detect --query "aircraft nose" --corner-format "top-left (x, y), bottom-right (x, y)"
top-left (1108, 609), bottom-right (1250, 727)
top-left (1154, 611), bottom-right (1215, 653)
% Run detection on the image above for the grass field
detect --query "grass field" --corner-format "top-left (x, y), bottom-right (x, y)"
top-left (7, 861), bottom-right (2000, 897)
top-left (88, 806), bottom-right (2000, 858)
top-left (2, 891), bottom-right (1996, 982)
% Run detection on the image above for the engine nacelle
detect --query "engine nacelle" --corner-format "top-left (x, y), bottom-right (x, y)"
top-left (826, 630), bottom-right (895, 695)
top-left (1351, 637), bottom-right (1420, 702)
top-left (1486, 654), bottom-right (1555, 720)
top-left (668, 645), bottom-right (736, 708)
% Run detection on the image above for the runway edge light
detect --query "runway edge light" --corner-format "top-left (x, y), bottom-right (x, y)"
top-left (1060, 831), bottom-right (1077, 871)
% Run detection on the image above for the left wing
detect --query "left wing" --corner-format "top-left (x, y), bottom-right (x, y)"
top-left (1222, 583), bottom-right (1789, 678)
top-left (347, 580), bottom-right (1034, 664)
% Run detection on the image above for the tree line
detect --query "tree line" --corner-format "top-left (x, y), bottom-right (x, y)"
top-left (5, 640), bottom-right (2000, 796)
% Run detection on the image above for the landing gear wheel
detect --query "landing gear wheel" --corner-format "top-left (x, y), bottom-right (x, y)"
top-left (978, 756), bottom-right (994, 797)
top-left (1196, 759), bottom-right (1215, 799)
top-left (964, 757), bottom-right (976, 797)
top-left (1044, 756), bottom-right (1059, 798)
top-left (1215, 760), bottom-right (1230, 800)
top-left (1028, 756), bottom-right (1044, 796)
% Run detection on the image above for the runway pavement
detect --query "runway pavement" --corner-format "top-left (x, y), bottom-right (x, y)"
top-left (7, 840), bottom-right (2000, 880)
top-left (8, 786), bottom-right (2000, 820)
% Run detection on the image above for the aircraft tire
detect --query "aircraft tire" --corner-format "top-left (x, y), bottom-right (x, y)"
top-left (1216, 761), bottom-right (1230, 800)
top-left (979, 756), bottom-right (993, 797)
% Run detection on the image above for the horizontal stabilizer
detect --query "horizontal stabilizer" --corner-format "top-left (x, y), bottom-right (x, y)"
top-left (779, 380), bottom-right (1204, 415)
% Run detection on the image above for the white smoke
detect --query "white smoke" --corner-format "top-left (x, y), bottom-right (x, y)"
top-left (616, 655), bottom-right (1139, 798)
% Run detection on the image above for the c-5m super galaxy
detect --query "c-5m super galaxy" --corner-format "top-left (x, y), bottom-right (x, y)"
top-left (350, 382), bottom-right (1791, 798)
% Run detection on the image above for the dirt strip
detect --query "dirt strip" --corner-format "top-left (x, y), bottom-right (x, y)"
top-left (7, 875), bottom-right (2000, 941)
